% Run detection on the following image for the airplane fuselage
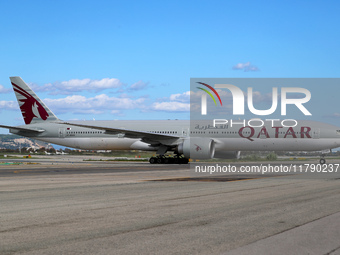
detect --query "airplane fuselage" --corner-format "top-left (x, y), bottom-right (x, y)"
top-left (9, 119), bottom-right (340, 154)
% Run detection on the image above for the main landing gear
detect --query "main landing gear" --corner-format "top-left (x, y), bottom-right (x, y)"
top-left (319, 151), bottom-right (329, 164)
top-left (320, 157), bottom-right (326, 164)
top-left (149, 155), bottom-right (189, 164)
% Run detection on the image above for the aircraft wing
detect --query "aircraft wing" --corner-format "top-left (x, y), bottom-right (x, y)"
top-left (61, 122), bottom-right (182, 146)
top-left (0, 125), bottom-right (45, 133)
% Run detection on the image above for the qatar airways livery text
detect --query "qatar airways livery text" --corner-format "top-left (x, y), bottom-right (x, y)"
top-left (1, 77), bottom-right (340, 164)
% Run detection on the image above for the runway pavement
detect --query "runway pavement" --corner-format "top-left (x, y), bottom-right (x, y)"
top-left (1, 155), bottom-right (340, 254)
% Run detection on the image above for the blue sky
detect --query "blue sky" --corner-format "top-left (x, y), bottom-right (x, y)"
top-left (1, 0), bottom-right (340, 133)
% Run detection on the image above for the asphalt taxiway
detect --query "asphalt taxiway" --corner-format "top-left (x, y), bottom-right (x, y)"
top-left (1, 156), bottom-right (340, 254)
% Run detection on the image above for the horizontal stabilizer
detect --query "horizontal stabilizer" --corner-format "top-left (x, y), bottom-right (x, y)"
top-left (0, 125), bottom-right (45, 133)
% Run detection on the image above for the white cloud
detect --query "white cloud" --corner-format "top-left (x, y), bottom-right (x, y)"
top-left (151, 91), bottom-right (190, 112)
top-left (111, 110), bottom-right (123, 115)
top-left (232, 62), bottom-right (259, 72)
top-left (0, 85), bottom-right (11, 93)
top-left (32, 78), bottom-right (123, 95)
top-left (60, 78), bottom-right (121, 92)
top-left (1, 89), bottom-right (191, 116)
top-left (152, 102), bottom-right (190, 112)
top-left (169, 91), bottom-right (190, 102)
top-left (0, 100), bottom-right (17, 110)
top-left (44, 94), bottom-right (147, 114)
top-left (129, 80), bottom-right (148, 91)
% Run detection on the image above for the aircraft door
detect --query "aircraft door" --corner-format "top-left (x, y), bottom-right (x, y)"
top-left (313, 128), bottom-right (320, 139)
top-left (58, 128), bottom-right (66, 138)
top-left (182, 127), bottom-right (189, 137)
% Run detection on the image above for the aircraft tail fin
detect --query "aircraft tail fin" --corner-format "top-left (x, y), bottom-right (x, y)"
top-left (9, 77), bottom-right (60, 125)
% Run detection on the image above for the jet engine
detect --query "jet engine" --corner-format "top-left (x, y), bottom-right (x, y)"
top-left (177, 137), bottom-right (215, 159)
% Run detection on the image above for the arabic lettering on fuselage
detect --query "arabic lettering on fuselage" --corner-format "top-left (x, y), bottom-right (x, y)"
top-left (195, 124), bottom-right (229, 130)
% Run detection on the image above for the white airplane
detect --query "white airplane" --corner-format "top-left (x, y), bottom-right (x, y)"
top-left (55, 150), bottom-right (69, 155)
top-left (1, 77), bottom-right (340, 164)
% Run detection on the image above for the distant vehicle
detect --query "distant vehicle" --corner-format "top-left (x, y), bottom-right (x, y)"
top-left (1, 77), bottom-right (340, 164)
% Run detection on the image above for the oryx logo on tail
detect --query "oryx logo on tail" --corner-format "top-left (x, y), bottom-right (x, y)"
top-left (10, 76), bottom-right (59, 125)
top-left (12, 83), bottom-right (49, 124)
